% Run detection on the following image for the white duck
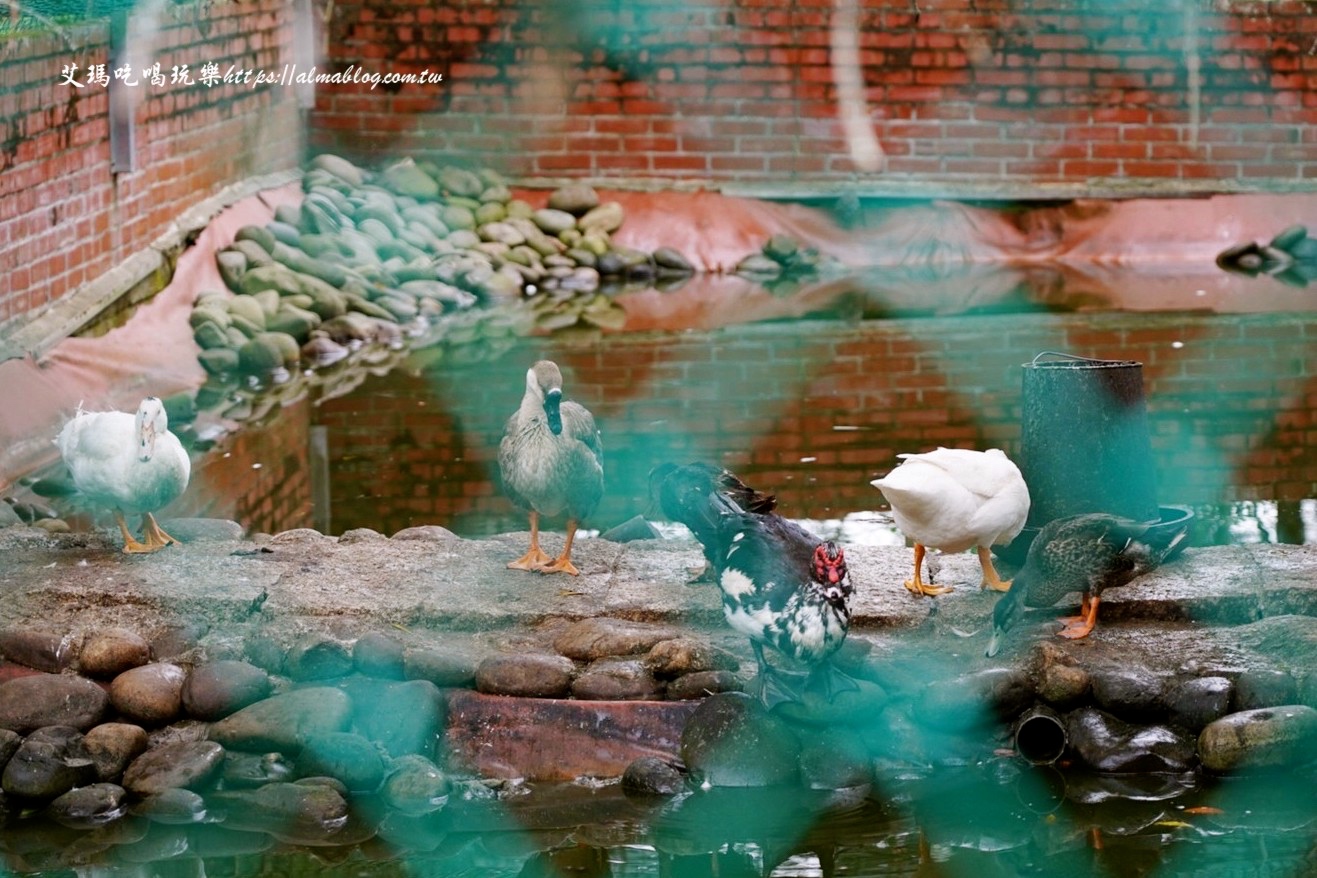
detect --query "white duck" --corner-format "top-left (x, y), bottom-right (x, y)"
top-left (56, 397), bottom-right (191, 554)
top-left (871, 447), bottom-right (1029, 596)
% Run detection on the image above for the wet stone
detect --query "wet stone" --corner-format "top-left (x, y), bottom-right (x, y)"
top-left (667, 671), bottom-right (745, 701)
top-left (296, 732), bottom-right (386, 793)
top-left (798, 729), bottom-right (873, 791)
top-left (1198, 704), bottom-right (1317, 773)
top-left (355, 632), bottom-right (406, 679)
top-left (48, 782), bottom-right (126, 829)
top-left (182, 660), bottom-right (272, 721)
top-left (122, 740), bottom-right (225, 796)
top-left (110, 662), bottom-right (187, 727)
top-left (653, 246), bottom-right (694, 273)
top-left (382, 754), bottom-right (450, 815)
top-left (348, 678), bottom-right (444, 759)
top-left (79, 628), bottom-right (151, 679)
top-left (0, 627), bottom-right (76, 673)
top-left (1066, 707), bottom-right (1196, 773)
top-left (286, 636), bottom-right (354, 681)
top-left (1165, 676), bottom-right (1233, 731)
top-left (0, 729), bottom-right (20, 767)
top-left (1090, 667), bottom-right (1168, 721)
top-left (210, 781), bottom-right (350, 835)
top-left (572, 658), bottom-right (664, 701)
top-left (1031, 642), bottom-right (1091, 708)
top-left (476, 654), bottom-right (575, 698)
top-left (555, 618), bottom-right (683, 662)
top-left (773, 677), bottom-right (889, 728)
top-left (680, 692), bottom-right (801, 788)
top-left (621, 757), bottom-right (685, 797)
top-left (0, 673), bottom-right (109, 733)
top-left (83, 723), bottom-right (149, 781)
top-left (221, 752), bottom-right (294, 789)
top-left (2, 728), bottom-right (95, 800)
top-left (131, 787), bottom-right (208, 824)
top-left (404, 645), bottom-right (479, 688)
top-left (243, 633), bottom-right (287, 675)
top-left (151, 623), bottom-right (206, 661)
top-left (645, 638), bottom-right (740, 679)
top-left (1232, 668), bottom-right (1297, 711)
top-left (209, 687), bottom-right (352, 752)
top-left (915, 668), bottom-right (1033, 732)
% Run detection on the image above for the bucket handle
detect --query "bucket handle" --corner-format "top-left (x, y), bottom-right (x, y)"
top-left (1030, 351), bottom-right (1124, 367)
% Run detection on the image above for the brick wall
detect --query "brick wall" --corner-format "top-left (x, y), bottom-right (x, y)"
top-left (308, 0), bottom-right (1317, 191)
top-left (0, 0), bottom-right (303, 325)
top-left (311, 310), bottom-right (1317, 539)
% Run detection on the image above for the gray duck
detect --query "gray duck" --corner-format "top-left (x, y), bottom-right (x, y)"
top-left (985, 512), bottom-right (1188, 656)
top-left (498, 360), bottom-right (603, 576)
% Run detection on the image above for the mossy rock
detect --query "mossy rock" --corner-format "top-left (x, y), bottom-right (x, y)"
top-left (271, 242), bottom-right (349, 288)
top-left (578, 202), bottom-right (624, 234)
top-left (474, 202), bottom-right (507, 225)
top-left (193, 322), bottom-right (230, 351)
top-left (190, 306), bottom-right (231, 331)
top-left (256, 332), bottom-right (302, 367)
top-left (225, 326), bottom-right (250, 348)
top-left (303, 288), bottom-right (349, 321)
top-left (240, 264), bottom-right (303, 296)
top-left (343, 293), bottom-right (395, 321)
top-left (380, 161), bottom-right (439, 200)
top-left (532, 208), bottom-right (577, 236)
top-left (309, 153), bottom-right (366, 188)
top-left (237, 337), bottom-right (285, 375)
top-left (479, 185), bottom-right (512, 204)
top-left (198, 348), bottom-right (239, 376)
top-left (505, 199), bottom-right (535, 220)
top-left (234, 224), bottom-right (277, 254)
top-left (441, 206), bottom-right (477, 232)
top-left (438, 167), bottom-right (484, 198)
top-left (267, 221), bottom-right (302, 248)
top-left (252, 290), bottom-right (281, 318)
top-left (267, 305), bottom-right (322, 340)
top-left (228, 314), bottom-right (264, 339)
top-left (216, 251), bottom-right (248, 291)
top-left (227, 296), bottom-right (267, 330)
top-left (375, 294), bottom-right (419, 322)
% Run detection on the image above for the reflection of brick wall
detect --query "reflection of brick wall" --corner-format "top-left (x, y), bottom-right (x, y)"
top-left (311, 311), bottom-right (1317, 538)
top-left (309, 0), bottom-right (1317, 188)
top-left (0, 0), bottom-right (301, 324)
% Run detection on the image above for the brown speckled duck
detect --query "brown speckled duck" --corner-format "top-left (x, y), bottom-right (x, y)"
top-left (985, 512), bottom-right (1188, 656)
top-left (498, 360), bottom-right (603, 576)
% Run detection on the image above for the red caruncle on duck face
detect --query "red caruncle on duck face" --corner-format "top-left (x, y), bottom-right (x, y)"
top-left (812, 541), bottom-right (848, 588)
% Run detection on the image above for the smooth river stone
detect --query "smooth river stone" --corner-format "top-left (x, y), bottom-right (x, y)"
top-left (1198, 704), bottom-right (1317, 773)
top-left (109, 662), bottom-right (186, 726)
top-left (122, 740), bottom-right (226, 796)
top-left (208, 687), bottom-right (352, 752)
top-left (79, 628), bottom-right (151, 678)
top-left (182, 660), bottom-right (272, 721)
top-left (0, 674), bottom-right (108, 733)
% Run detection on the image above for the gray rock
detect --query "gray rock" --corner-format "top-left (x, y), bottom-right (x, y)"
top-left (441, 205), bottom-right (477, 232)
top-left (653, 247), bottom-right (694, 273)
top-left (621, 756), bottom-right (685, 796)
top-left (736, 254), bottom-right (782, 277)
top-left (392, 525), bottom-right (459, 542)
top-left (559, 267), bottom-right (601, 293)
top-left (0, 729), bottom-right (20, 768)
top-left (478, 221), bottom-right (526, 247)
top-left (645, 639), bottom-right (740, 678)
top-left (381, 161), bottom-right (439, 200)
top-left (0, 673), bottom-right (109, 733)
top-left (109, 662), bottom-right (186, 727)
top-left (1233, 669), bottom-right (1297, 711)
top-left (475, 654), bottom-right (575, 698)
top-left (532, 208), bottom-right (578, 236)
top-left (1066, 707), bottom-right (1196, 773)
top-left (548, 184), bottom-right (600, 216)
top-left (80, 629), bottom-right (151, 679)
top-left (152, 623), bottom-right (206, 661)
top-left (154, 518), bottom-right (245, 543)
top-left (209, 688), bottom-right (353, 752)
top-left (131, 787), bottom-right (208, 824)
top-left (234, 223), bottom-right (278, 253)
top-left (209, 781), bottom-right (350, 835)
top-left (83, 723), bottom-right (149, 781)
top-left (798, 729), bottom-right (873, 790)
top-left (0, 503), bottom-right (23, 527)
top-left (572, 658), bottom-right (664, 701)
top-left (1031, 642), bottom-right (1091, 708)
top-left (341, 677), bottom-right (444, 759)
top-left (354, 632), bottom-right (406, 679)
top-left (216, 250), bottom-right (248, 290)
top-left (763, 234), bottom-right (799, 263)
top-left (310, 154), bottom-right (366, 188)
top-left (1165, 676), bottom-right (1233, 731)
top-left (382, 754), bottom-right (450, 815)
top-left (438, 166), bottom-right (484, 198)
top-left (554, 618), bottom-right (683, 662)
top-left (681, 693), bottom-right (801, 787)
top-left (47, 782), bottom-right (127, 828)
top-left (182, 660), bottom-right (272, 721)
top-left (404, 645), bottom-right (479, 688)
top-left (0, 628), bottom-right (77, 673)
top-left (286, 636), bottom-right (353, 681)
top-left (220, 752), bottom-right (294, 789)
top-left (1198, 704), bottom-right (1317, 773)
top-left (199, 348), bottom-right (239, 375)
top-left (2, 727), bottom-right (96, 800)
top-left (297, 732), bottom-right (386, 793)
top-left (1091, 667), bottom-right (1168, 720)
top-left (122, 740), bottom-right (225, 796)
top-left (667, 671), bottom-right (745, 700)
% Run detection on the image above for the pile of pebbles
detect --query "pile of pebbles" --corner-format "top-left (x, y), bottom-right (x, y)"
top-left (734, 232), bottom-right (847, 287)
top-left (192, 155), bottom-right (699, 386)
top-left (1215, 223), bottom-right (1317, 285)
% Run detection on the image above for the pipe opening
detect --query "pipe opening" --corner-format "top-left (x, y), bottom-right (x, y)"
top-left (1014, 707), bottom-right (1068, 765)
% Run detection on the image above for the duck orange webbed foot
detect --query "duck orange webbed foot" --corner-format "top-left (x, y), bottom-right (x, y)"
top-left (536, 556), bottom-right (581, 576)
top-left (508, 549), bottom-right (552, 571)
top-left (904, 577), bottom-right (953, 597)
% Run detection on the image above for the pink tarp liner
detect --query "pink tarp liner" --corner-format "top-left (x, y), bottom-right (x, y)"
top-left (1, 182), bottom-right (1314, 487)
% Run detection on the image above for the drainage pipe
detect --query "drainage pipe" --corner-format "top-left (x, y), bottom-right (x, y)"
top-left (1013, 705), bottom-right (1069, 765)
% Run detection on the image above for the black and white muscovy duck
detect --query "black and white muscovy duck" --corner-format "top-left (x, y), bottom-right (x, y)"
top-left (55, 397), bottom-right (191, 554)
top-left (653, 462), bottom-right (856, 707)
top-left (499, 360), bottom-right (604, 576)
top-left (649, 461), bottom-right (777, 582)
top-left (985, 512), bottom-right (1189, 657)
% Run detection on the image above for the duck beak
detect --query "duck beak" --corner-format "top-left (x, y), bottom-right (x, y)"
top-left (543, 389), bottom-right (563, 436)
top-left (985, 627), bottom-right (1005, 658)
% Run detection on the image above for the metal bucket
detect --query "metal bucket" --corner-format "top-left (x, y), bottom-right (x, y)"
top-left (1018, 352), bottom-right (1160, 526)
